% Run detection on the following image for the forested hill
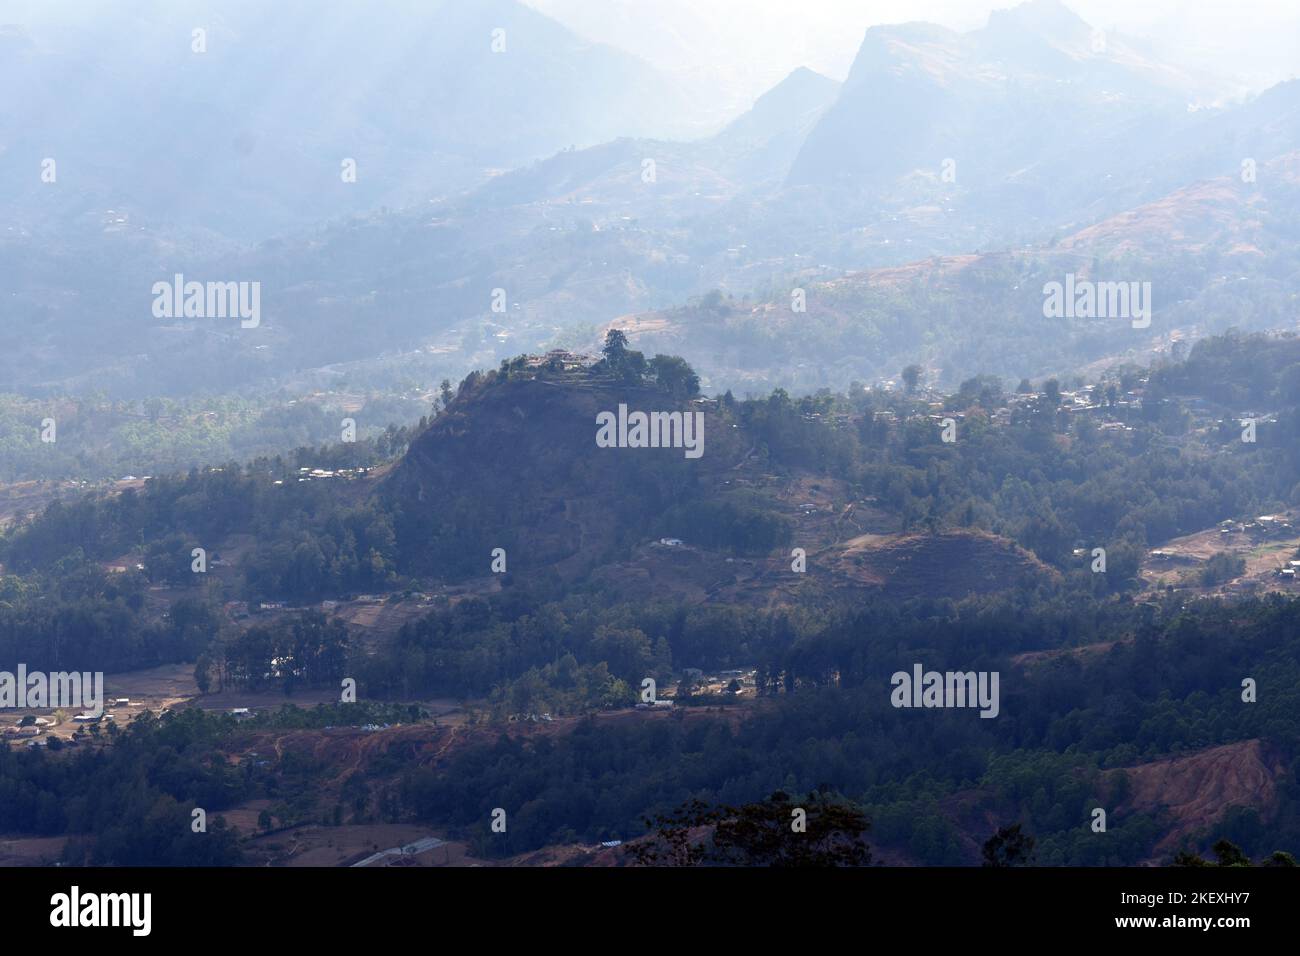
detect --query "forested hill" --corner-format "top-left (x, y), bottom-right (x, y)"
top-left (8, 329), bottom-right (1300, 611)
top-left (381, 346), bottom-right (752, 582)
top-left (5, 332), bottom-right (1300, 865)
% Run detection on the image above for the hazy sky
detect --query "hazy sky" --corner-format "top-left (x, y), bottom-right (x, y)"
top-left (527, 0), bottom-right (1300, 117)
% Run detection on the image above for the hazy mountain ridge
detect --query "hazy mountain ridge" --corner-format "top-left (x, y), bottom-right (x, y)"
top-left (604, 152), bottom-right (1300, 393)
top-left (789, 0), bottom-right (1222, 202)
top-left (0, 0), bottom-right (699, 241)
top-left (3, 0), bottom-right (1298, 407)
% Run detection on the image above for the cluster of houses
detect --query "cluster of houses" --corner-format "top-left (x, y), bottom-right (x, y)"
top-left (870, 377), bottom-right (1293, 455)
top-left (1252, 515), bottom-right (1295, 536)
top-left (2, 699), bottom-right (133, 749)
top-left (871, 383), bottom-right (1149, 432)
top-left (1276, 561), bottom-right (1300, 582)
top-left (524, 349), bottom-right (592, 374)
top-left (1212, 515), bottom-right (1298, 538)
top-left (674, 668), bottom-right (754, 700)
top-left (992, 386), bottom-right (1144, 427)
top-left (1214, 516), bottom-right (1300, 582)
top-left (284, 466), bottom-right (371, 484)
top-left (2, 717), bottom-right (53, 744)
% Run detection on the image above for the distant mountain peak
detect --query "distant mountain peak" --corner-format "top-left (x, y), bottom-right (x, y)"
top-left (783, 65), bottom-right (832, 84)
top-left (786, 0), bottom-right (1208, 189)
top-left (713, 66), bottom-right (840, 173)
top-left (986, 0), bottom-right (1092, 41)
top-left (751, 66), bottom-right (839, 108)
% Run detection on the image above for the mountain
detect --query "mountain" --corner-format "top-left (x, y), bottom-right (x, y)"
top-left (601, 151), bottom-right (1300, 393)
top-left (0, 0), bottom-right (699, 241)
top-left (787, 0), bottom-right (1212, 215)
top-left (379, 355), bottom-right (1052, 602)
top-left (0, 62), bottom-right (844, 398)
top-left (711, 67), bottom-right (841, 184)
top-left (527, 0), bottom-right (847, 124)
top-left (4, 1), bottom-right (1300, 404)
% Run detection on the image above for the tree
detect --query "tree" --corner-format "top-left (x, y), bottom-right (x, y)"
top-left (602, 329), bottom-right (630, 367)
top-left (649, 354), bottom-right (700, 398)
top-left (982, 823), bottom-right (1036, 867)
top-left (194, 654), bottom-right (212, 695)
top-left (629, 791), bottom-right (871, 867)
top-left (697, 289), bottom-right (728, 314)
top-left (1201, 552), bottom-right (1245, 587)
top-left (902, 364), bottom-right (922, 393)
top-left (1211, 839), bottom-right (1251, 867)
top-left (600, 329), bottom-right (647, 384)
top-left (957, 374), bottom-right (1004, 409)
top-left (1173, 840), bottom-right (1291, 867)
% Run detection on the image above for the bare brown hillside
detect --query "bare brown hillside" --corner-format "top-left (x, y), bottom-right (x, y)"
top-left (1104, 739), bottom-right (1283, 859)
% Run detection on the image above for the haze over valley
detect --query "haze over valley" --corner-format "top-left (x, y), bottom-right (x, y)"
top-left (2, 0), bottom-right (1299, 890)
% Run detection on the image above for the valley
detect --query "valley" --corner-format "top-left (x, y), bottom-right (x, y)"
top-left (3, 0), bottom-right (1300, 884)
